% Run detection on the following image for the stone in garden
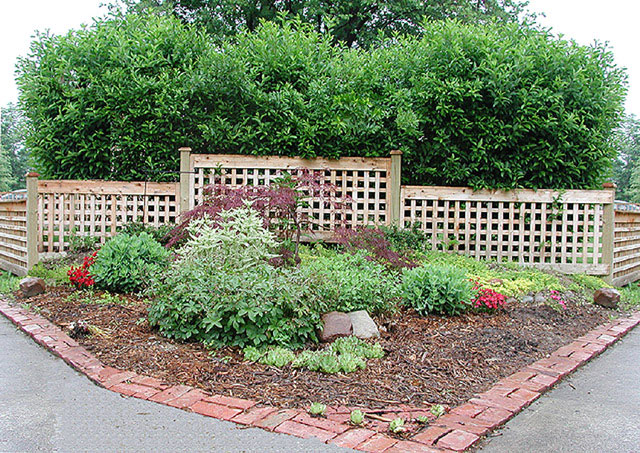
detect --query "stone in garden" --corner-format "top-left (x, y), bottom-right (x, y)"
top-left (347, 310), bottom-right (380, 339)
top-left (319, 311), bottom-right (353, 342)
top-left (593, 288), bottom-right (620, 309)
top-left (534, 293), bottom-right (547, 304)
top-left (19, 277), bottom-right (46, 298)
top-left (521, 295), bottom-right (534, 304)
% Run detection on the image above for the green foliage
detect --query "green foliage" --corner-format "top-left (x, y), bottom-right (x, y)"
top-left (329, 336), bottom-right (384, 359)
top-left (417, 415), bottom-right (429, 424)
top-left (0, 103), bottom-right (30, 190)
top-left (0, 271), bottom-right (20, 294)
top-left (430, 404), bottom-right (446, 418)
top-left (401, 265), bottom-right (475, 315)
top-left (301, 249), bottom-right (400, 314)
top-left (242, 345), bottom-right (296, 367)
top-left (350, 409), bottom-right (365, 426)
top-left (620, 284), bottom-right (640, 309)
top-left (389, 418), bottom-right (405, 433)
top-left (292, 350), bottom-right (366, 374)
top-left (179, 205), bottom-right (277, 271)
top-left (309, 402), bottom-right (327, 417)
top-left (119, 222), bottom-right (172, 246)
top-left (611, 115), bottom-right (640, 201)
top-left (91, 232), bottom-right (170, 293)
top-left (379, 224), bottom-right (431, 254)
top-left (17, 15), bottom-right (626, 189)
top-left (67, 229), bottom-right (100, 254)
top-left (150, 261), bottom-right (322, 348)
top-left (29, 263), bottom-right (71, 286)
top-left (570, 274), bottom-right (612, 291)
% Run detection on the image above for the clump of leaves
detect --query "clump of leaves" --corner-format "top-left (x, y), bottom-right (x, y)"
top-left (309, 402), bottom-right (327, 417)
top-left (350, 410), bottom-right (365, 426)
top-left (416, 415), bottom-right (429, 424)
top-left (430, 404), bottom-right (445, 418)
top-left (389, 418), bottom-right (405, 433)
top-left (401, 265), bottom-right (475, 315)
top-left (334, 226), bottom-right (417, 271)
top-left (242, 346), bottom-right (296, 367)
top-left (329, 336), bottom-right (384, 359)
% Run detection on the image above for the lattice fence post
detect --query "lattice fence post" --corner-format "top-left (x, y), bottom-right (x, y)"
top-left (602, 182), bottom-right (616, 284)
top-left (179, 147), bottom-right (192, 215)
top-left (26, 172), bottom-right (39, 270)
top-left (389, 150), bottom-right (402, 227)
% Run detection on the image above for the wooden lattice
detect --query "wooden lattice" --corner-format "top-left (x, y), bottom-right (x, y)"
top-left (613, 210), bottom-right (640, 286)
top-left (0, 200), bottom-right (28, 274)
top-left (401, 186), bottom-right (613, 275)
top-left (38, 180), bottom-right (180, 253)
top-left (190, 154), bottom-right (391, 238)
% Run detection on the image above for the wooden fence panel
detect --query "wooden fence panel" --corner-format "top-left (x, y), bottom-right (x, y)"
top-left (0, 199), bottom-right (28, 275)
top-left (190, 154), bottom-right (392, 238)
top-left (401, 186), bottom-right (613, 275)
top-left (613, 210), bottom-right (640, 286)
top-left (37, 180), bottom-right (180, 253)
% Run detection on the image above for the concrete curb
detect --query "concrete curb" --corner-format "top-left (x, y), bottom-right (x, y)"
top-left (1, 299), bottom-right (638, 453)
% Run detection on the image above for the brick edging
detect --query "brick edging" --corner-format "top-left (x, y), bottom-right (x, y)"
top-left (2, 299), bottom-right (639, 453)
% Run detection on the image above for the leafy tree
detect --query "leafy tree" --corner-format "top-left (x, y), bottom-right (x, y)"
top-left (611, 115), bottom-right (640, 201)
top-left (125, 0), bottom-right (531, 47)
top-left (0, 103), bottom-right (30, 190)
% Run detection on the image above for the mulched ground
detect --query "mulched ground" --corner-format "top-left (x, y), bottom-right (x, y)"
top-left (19, 285), bottom-right (621, 411)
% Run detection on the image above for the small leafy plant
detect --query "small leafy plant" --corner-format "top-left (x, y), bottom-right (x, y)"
top-left (68, 252), bottom-right (97, 289)
top-left (350, 410), bottom-right (365, 426)
top-left (430, 404), bottom-right (445, 418)
top-left (309, 402), bottom-right (327, 417)
top-left (472, 282), bottom-right (507, 311)
top-left (416, 415), bottom-right (429, 424)
top-left (389, 418), bottom-right (405, 434)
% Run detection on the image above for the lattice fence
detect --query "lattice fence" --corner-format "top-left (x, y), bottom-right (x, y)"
top-left (189, 154), bottom-right (392, 238)
top-left (0, 200), bottom-right (28, 275)
top-left (401, 186), bottom-right (614, 275)
top-left (613, 210), bottom-right (640, 286)
top-left (38, 180), bottom-right (180, 253)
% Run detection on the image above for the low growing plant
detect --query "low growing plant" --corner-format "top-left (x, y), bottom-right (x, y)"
top-left (68, 252), bottom-right (97, 290)
top-left (350, 410), bottom-right (365, 426)
top-left (119, 221), bottom-right (173, 246)
top-left (401, 265), bottom-right (475, 316)
top-left (91, 233), bottom-right (169, 293)
top-left (309, 402), bottom-right (327, 417)
top-left (430, 404), bottom-right (445, 418)
top-left (472, 283), bottom-right (507, 311)
top-left (30, 263), bottom-right (71, 286)
top-left (389, 418), bottom-right (405, 434)
top-left (329, 336), bottom-right (384, 359)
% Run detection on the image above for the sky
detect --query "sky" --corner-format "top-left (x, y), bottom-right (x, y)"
top-left (1, 0), bottom-right (639, 116)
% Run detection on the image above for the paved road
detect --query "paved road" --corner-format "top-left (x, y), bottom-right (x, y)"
top-left (0, 315), bottom-right (349, 453)
top-left (480, 327), bottom-right (640, 452)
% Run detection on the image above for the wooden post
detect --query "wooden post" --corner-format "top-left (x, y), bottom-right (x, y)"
top-left (389, 150), bottom-right (402, 227)
top-left (179, 147), bottom-right (191, 215)
top-left (601, 182), bottom-right (616, 284)
top-left (26, 172), bottom-right (39, 270)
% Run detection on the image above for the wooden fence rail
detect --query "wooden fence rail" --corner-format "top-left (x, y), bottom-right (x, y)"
top-left (0, 148), bottom-right (637, 286)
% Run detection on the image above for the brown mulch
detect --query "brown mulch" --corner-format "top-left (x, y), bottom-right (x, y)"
top-left (22, 286), bottom-right (616, 410)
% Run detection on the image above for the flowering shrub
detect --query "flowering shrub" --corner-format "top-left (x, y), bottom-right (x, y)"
top-left (68, 252), bottom-right (97, 289)
top-left (549, 290), bottom-right (567, 310)
top-left (334, 226), bottom-right (417, 271)
top-left (472, 282), bottom-right (507, 311)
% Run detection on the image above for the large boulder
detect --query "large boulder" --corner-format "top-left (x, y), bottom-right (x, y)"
top-left (319, 311), bottom-right (353, 342)
top-left (593, 288), bottom-right (620, 309)
top-left (347, 310), bottom-right (380, 339)
top-left (19, 277), bottom-right (46, 298)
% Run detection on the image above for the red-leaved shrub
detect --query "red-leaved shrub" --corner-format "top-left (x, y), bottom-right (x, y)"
top-left (334, 226), bottom-right (417, 271)
top-left (68, 251), bottom-right (97, 289)
top-left (472, 282), bottom-right (506, 311)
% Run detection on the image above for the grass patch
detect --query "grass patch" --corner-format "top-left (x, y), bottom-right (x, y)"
top-left (0, 271), bottom-right (20, 295)
top-left (29, 263), bottom-right (71, 286)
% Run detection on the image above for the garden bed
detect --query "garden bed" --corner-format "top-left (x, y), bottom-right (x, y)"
top-left (23, 285), bottom-right (614, 410)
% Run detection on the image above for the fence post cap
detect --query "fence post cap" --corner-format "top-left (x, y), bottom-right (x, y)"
top-left (178, 147), bottom-right (192, 152)
top-left (390, 150), bottom-right (403, 156)
top-left (602, 182), bottom-right (617, 189)
top-left (25, 172), bottom-right (40, 178)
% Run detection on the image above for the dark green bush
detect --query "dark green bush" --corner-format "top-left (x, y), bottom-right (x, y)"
top-left (301, 250), bottom-right (400, 314)
top-left (148, 262), bottom-right (323, 348)
top-left (17, 15), bottom-right (626, 189)
top-left (119, 222), bottom-right (173, 246)
top-left (401, 265), bottom-right (475, 315)
top-left (91, 232), bottom-right (170, 293)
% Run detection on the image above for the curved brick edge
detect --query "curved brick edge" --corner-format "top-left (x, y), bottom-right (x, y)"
top-left (1, 299), bottom-right (639, 453)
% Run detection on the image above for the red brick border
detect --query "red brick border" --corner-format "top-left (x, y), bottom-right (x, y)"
top-left (1, 298), bottom-right (638, 453)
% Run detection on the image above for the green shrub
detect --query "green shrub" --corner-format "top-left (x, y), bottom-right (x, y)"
top-left (301, 250), bottom-right (400, 314)
top-left (91, 232), bottom-right (170, 293)
top-left (150, 262), bottom-right (322, 348)
top-left (29, 263), bottom-right (71, 286)
top-left (401, 265), bottom-right (475, 315)
top-left (0, 272), bottom-right (20, 294)
top-left (570, 274), bottom-right (612, 291)
top-left (119, 222), bottom-right (173, 246)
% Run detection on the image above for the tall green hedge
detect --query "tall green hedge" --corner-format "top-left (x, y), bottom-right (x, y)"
top-left (17, 14), bottom-right (626, 188)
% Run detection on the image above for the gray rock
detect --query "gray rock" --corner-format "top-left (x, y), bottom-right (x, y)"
top-left (318, 311), bottom-right (352, 342)
top-left (522, 295), bottom-right (534, 304)
top-left (19, 277), bottom-right (46, 298)
top-left (534, 293), bottom-right (547, 304)
top-left (347, 310), bottom-right (380, 339)
top-left (593, 288), bottom-right (621, 309)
